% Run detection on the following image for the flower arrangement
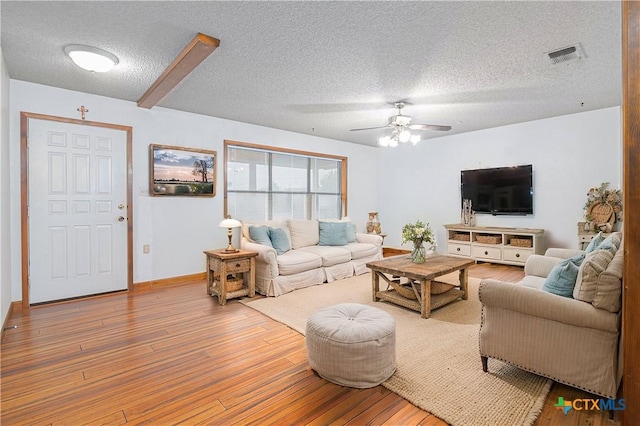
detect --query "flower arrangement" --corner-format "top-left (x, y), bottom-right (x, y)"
top-left (401, 220), bottom-right (434, 263)
top-left (584, 182), bottom-right (623, 223)
top-left (401, 220), bottom-right (435, 248)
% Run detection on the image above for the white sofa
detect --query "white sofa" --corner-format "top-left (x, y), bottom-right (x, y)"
top-left (240, 219), bottom-right (383, 296)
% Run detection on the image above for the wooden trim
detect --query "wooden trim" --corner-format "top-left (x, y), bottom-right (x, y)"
top-left (137, 33), bottom-right (220, 109)
top-left (20, 112), bottom-right (134, 308)
top-left (1, 302), bottom-right (16, 341)
top-left (382, 247), bottom-right (411, 258)
top-left (223, 140), bottom-right (229, 218)
top-left (126, 121), bottom-right (134, 294)
top-left (134, 272), bottom-right (207, 291)
top-left (20, 114), bottom-right (29, 309)
top-left (5, 269), bottom-right (205, 313)
top-left (622, 1), bottom-right (640, 422)
top-left (341, 158), bottom-right (348, 217)
top-left (224, 140), bottom-right (348, 162)
top-left (223, 140), bottom-right (348, 218)
top-left (10, 300), bottom-right (22, 313)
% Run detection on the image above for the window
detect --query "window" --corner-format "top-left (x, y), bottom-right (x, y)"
top-left (225, 141), bottom-right (347, 221)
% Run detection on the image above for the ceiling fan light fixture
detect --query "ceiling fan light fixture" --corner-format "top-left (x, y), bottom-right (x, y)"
top-left (399, 130), bottom-right (411, 143)
top-left (351, 100), bottom-right (451, 147)
top-left (378, 136), bottom-right (391, 147)
top-left (64, 44), bottom-right (119, 72)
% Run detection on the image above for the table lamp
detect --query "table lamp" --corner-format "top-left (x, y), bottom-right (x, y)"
top-left (219, 215), bottom-right (242, 253)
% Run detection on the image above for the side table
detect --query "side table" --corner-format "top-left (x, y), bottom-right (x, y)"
top-left (203, 249), bottom-right (258, 305)
top-left (577, 222), bottom-right (611, 250)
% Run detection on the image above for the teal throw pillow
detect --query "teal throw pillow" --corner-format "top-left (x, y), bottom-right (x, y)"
top-left (596, 233), bottom-right (620, 253)
top-left (542, 253), bottom-right (586, 298)
top-left (268, 227), bottom-right (291, 255)
top-left (584, 232), bottom-right (605, 253)
top-left (345, 222), bottom-right (357, 243)
top-left (248, 225), bottom-right (272, 247)
top-left (319, 221), bottom-right (349, 246)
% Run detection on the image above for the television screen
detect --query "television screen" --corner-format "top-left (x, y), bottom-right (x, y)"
top-left (461, 165), bottom-right (533, 215)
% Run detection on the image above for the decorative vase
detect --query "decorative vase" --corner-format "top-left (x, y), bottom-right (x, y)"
top-left (462, 199), bottom-right (475, 226)
top-left (373, 222), bottom-right (382, 234)
top-left (367, 211), bottom-right (381, 234)
top-left (411, 242), bottom-right (426, 264)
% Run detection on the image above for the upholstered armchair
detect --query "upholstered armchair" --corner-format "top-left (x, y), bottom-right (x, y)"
top-left (478, 234), bottom-right (623, 399)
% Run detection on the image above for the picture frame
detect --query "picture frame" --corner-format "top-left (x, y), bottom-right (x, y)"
top-left (149, 144), bottom-right (217, 197)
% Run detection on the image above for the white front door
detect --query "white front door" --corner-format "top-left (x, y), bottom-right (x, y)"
top-left (28, 118), bottom-right (128, 303)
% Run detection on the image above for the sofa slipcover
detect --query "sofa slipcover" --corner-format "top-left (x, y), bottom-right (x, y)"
top-left (241, 219), bottom-right (383, 296)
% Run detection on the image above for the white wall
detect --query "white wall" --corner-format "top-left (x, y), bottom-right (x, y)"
top-left (5, 79), bottom-right (623, 309)
top-left (377, 107), bottom-right (622, 251)
top-left (1, 50), bottom-right (12, 322)
top-left (8, 80), bottom-right (379, 302)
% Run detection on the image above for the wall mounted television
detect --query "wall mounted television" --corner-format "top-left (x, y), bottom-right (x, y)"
top-left (461, 165), bottom-right (533, 215)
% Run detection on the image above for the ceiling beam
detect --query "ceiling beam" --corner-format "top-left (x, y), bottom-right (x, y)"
top-left (137, 33), bottom-right (220, 109)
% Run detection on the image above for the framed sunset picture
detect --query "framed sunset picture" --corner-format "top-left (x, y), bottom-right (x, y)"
top-left (149, 144), bottom-right (217, 197)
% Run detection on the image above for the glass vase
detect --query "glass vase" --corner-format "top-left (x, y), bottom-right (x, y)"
top-left (411, 243), bottom-right (426, 264)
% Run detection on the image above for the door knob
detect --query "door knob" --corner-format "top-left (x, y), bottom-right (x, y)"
top-left (118, 216), bottom-right (125, 222)
top-left (118, 204), bottom-right (125, 210)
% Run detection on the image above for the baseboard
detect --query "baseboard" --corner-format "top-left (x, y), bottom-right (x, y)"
top-left (135, 272), bottom-right (207, 291)
top-left (1, 302), bottom-right (21, 341)
top-left (1, 274), bottom-right (206, 325)
top-left (383, 247), bottom-right (411, 257)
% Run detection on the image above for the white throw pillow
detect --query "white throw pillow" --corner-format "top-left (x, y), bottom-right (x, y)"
top-left (573, 249), bottom-right (614, 302)
top-left (288, 220), bottom-right (319, 249)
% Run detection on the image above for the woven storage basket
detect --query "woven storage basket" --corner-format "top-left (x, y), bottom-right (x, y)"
top-left (225, 277), bottom-right (244, 292)
top-left (511, 238), bottom-right (532, 248)
top-left (215, 275), bottom-right (244, 292)
top-left (430, 281), bottom-right (455, 295)
top-left (452, 233), bottom-right (470, 241)
top-left (388, 280), bottom-right (417, 299)
top-left (476, 235), bottom-right (502, 244)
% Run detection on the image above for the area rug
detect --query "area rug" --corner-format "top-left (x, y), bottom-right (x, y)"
top-left (242, 272), bottom-right (551, 426)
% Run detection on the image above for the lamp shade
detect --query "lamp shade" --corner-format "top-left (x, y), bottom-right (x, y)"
top-left (219, 218), bottom-right (241, 228)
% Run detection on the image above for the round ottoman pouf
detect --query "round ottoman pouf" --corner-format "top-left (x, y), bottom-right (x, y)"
top-left (305, 303), bottom-right (396, 388)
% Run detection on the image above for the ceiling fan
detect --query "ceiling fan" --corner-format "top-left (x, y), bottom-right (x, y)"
top-left (350, 101), bottom-right (451, 147)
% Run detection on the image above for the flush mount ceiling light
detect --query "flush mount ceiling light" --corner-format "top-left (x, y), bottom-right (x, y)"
top-left (64, 44), bottom-right (119, 72)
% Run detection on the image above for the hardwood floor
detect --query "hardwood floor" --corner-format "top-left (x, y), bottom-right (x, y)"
top-left (1, 264), bottom-right (619, 425)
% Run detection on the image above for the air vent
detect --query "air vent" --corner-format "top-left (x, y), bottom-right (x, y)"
top-left (545, 44), bottom-right (585, 65)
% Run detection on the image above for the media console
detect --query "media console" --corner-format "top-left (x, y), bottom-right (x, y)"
top-left (443, 224), bottom-right (545, 266)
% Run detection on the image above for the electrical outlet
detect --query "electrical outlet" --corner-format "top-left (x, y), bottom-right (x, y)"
top-left (143, 244), bottom-right (150, 254)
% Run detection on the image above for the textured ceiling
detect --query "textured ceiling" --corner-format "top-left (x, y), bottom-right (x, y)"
top-left (1, 1), bottom-right (622, 147)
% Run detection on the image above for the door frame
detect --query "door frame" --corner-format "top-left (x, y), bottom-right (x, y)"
top-left (622, 1), bottom-right (639, 420)
top-left (20, 112), bottom-right (133, 308)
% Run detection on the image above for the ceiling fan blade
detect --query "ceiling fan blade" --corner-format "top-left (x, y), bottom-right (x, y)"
top-left (410, 124), bottom-right (452, 132)
top-left (350, 125), bottom-right (391, 131)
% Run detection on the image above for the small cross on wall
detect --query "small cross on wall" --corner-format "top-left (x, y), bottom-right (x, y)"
top-left (77, 105), bottom-right (89, 120)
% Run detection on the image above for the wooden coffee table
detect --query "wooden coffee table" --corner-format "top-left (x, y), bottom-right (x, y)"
top-left (367, 254), bottom-right (475, 318)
